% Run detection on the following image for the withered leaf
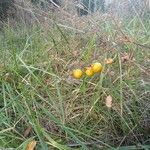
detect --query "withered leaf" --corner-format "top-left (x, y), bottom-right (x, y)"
top-left (106, 95), bottom-right (113, 108)
top-left (26, 140), bottom-right (37, 150)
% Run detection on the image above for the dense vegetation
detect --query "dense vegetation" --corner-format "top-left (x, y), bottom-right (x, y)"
top-left (0, 0), bottom-right (150, 150)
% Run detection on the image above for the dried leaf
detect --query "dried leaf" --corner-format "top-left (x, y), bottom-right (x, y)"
top-left (105, 58), bottom-right (114, 64)
top-left (121, 56), bottom-right (129, 62)
top-left (118, 35), bottom-right (134, 43)
top-left (26, 140), bottom-right (37, 150)
top-left (121, 52), bottom-right (131, 62)
top-left (105, 95), bottom-right (113, 108)
top-left (24, 126), bottom-right (32, 137)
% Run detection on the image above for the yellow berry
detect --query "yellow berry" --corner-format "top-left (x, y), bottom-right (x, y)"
top-left (72, 69), bottom-right (83, 79)
top-left (91, 62), bottom-right (103, 73)
top-left (85, 67), bottom-right (94, 77)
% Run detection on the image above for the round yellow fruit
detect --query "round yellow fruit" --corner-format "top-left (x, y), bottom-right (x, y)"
top-left (85, 67), bottom-right (94, 77)
top-left (91, 62), bottom-right (103, 73)
top-left (72, 69), bottom-right (83, 79)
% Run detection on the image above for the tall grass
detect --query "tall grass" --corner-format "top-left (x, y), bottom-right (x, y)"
top-left (0, 10), bottom-right (150, 150)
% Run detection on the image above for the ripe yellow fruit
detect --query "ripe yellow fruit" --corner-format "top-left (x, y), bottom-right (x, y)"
top-left (91, 62), bottom-right (102, 73)
top-left (72, 69), bottom-right (83, 79)
top-left (85, 67), bottom-right (94, 77)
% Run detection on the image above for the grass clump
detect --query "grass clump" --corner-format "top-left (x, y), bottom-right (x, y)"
top-left (0, 15), bottom-right (150, 150)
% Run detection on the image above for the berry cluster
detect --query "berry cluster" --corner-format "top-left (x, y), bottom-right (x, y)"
top-left (72, 62), bottom-right (103, 79)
